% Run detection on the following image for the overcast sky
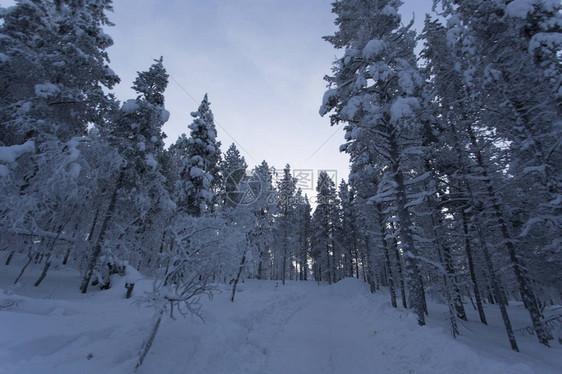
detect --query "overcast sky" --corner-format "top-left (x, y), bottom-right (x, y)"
top-left (108, 1), bottom-right (434, 195)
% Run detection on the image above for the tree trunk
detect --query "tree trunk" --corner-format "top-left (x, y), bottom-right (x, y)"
top-left (34, 224), bottom-right (65, 287)
top-left (80, 169), bottom-right (125, 294)
top-left (14, 254), bottom-right (33, 284)
top-left (468, 128), bottom-right (550, 347)
top-left (390, 137), bottom-right (425, 325)
top-left (231, 250), bottom-right (247, 302)
top-left (392, 236), bottom-right (408, 309)
top-left (5, 251), bottom-right (15, 265)
top-left (364, 235), bottom-right (376, 293)
top-left (461, 208), bottom-right (487, 324)
top-left (478, 221), bottom-right (519, 351)
top-left (34, 256), bottom-right (51, 287)
top-left (377, 204), bottom-right (397, 308)
top-left (135, 308), bottom-right (164, 371)
top-left (447, 119), bottom-right (519, 350)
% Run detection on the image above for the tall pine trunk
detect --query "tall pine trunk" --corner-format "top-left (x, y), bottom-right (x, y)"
top-left (80, 169), bottom-right (125, 294)
top-left (392, 235), bottom-right (408, 309)
top-left (390, 138), bottom-right (425, 325)
top-left (377, 204), bottom-right (397, 307)
top-left (468, 128), bottom-right (550, 347)
top-left (461, 209), bottom-right (487, 325)
top-left (231, 249), bottom-right (247, 302)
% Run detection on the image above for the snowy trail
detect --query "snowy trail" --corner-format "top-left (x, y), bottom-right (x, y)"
top-left (264, 285), bottom-right (376, 374)
top-left (253, 279), bottom-right (547, 374)
top-left (1, 268), bottom-right (561, 374)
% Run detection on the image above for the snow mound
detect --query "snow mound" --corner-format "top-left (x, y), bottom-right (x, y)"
top-left (34, 83), bottom-right (60, 98)
top-left (0, 141), bottom-right (35, 163)
top-left (390, 97), bottom-right (419, 123)
top-left (363, 39), bottom-right (385, 59)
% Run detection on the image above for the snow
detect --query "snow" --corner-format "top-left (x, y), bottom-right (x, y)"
top-left (369, 61), bottom-right (392, 82)
top-left (34, 83), bottom-right (60, 98)
top-left (529, 32), bottom-right (562, 53)
top-left (522, 165), bottom-right (546, 175)
top-left (68, 163), bottom-right (81, 179)
top-left (381, 5), bottom-right (398, 17)
top-left (121, 99), bottom-right (140, 114)
top-left (463, 67), bottom-right (476, 88)
top-left (160, 109), bottom-right (170, 123)
top-left (363, 39), bottom-right (385, 59)
top-left (506, 0), bottom-right (537, 18)
top-left (105, 67), bottom-right (117, 77)
top-left (319, 89), bottom-right (338, 116)
top-left (341, 96), bottom-right (362, 120)
top-left (0, 140), bottom-right (35, 163)
top-left (397, 70), bottom-right (415, 95)
top-left (0, 164), bottom-right (9, 177)
top-left (0, 256), bottom-right (560, 374)
top-left (66, 138), bottom-right (82, 163)
top-left (145, 154), bottom-right (157, 169)
top-left (190, 167), bottom-right (204, 178)
top-left (0, 256), bottom-right (562, 374)
top-left (390, 97), bottom-right (420, 123)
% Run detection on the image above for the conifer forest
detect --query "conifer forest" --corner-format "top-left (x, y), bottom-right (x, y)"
top-left (0, 1), bottom-right (561, 373)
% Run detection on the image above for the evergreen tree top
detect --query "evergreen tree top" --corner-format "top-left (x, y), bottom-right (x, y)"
top-left (132, 56), bottom-right (168, 106)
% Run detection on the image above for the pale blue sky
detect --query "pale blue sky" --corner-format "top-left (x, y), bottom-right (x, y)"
top-left (107, 0), bottom-right (434, 194)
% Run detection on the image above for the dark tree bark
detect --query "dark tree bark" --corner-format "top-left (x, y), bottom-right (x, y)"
top-left (390, 136), bottom-right (425, 325)
top-left (377, 204), bottom-right (397, 308)
top-left (468, 128), bottom-right (550, 347)
top-left (462, 209), bottom-right (487, 325)
top-left (231, 250), bottom-right (247, 302)
top-left (80, 169), bottom-right (125, 294)
top-left (135, 308), bottom-right (164, 371)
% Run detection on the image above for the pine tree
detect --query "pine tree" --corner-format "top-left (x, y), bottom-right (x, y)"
top-left (311, 171), bottom-right (339, 284)
top-left (431, 0), bottom-right (558, 347)
top-left (222, 143), bottom-right (248, 207)
top-left (81, 58), bottom-right (172, 292)
top-left (321, 0), bottom-right (430, 325)
top-left (338, 180), bottom-right (359, 279)
top-left (246, 161), bottom-right (276, 280)
top-left (0, 0), bottom-right (120, 288)
top-left (294, 193), bottom-right (312, 281)
top-left (275, 164), bottom-right (297, 284)
top-left (0, 0), bottom-right (119, 145)
top-left (178, 94), bottom-right (222, 217)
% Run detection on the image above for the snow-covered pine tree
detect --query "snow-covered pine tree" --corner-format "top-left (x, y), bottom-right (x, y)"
top-left (503, 0), bottom-right (562, 98)
top-left (432, 0), bottom-right (559, 347)
top-left (293, 191), bottom-right (312, 281)
top-left (248, 161), bottom-right (276, 280)
top-left (0, 0), bottom-right (119, 145)
top-left (177, 94), bottom-right (222, 217)
top-left (222, 143), bottom-right (248, 207)
top-left (338, 180), bottom-right (359, 279)
top-left (275, 164), bottom-right (297, 284)
top-left (321, 0), bottom-right (432, 325)
top-left (0, 0), bottom-right (120, 287)
top-left (420, 14), bottom-right (520, 348)
top-left (311, 171), bottom-right (339, 284)
top-left (346, 132), bottom-right (398, 300)
top-left (81, 58), bottom-right (173, 293)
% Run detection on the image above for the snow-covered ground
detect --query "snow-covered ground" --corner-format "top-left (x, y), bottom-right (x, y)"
top-left (0, 255), bottom-right (560, 374)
